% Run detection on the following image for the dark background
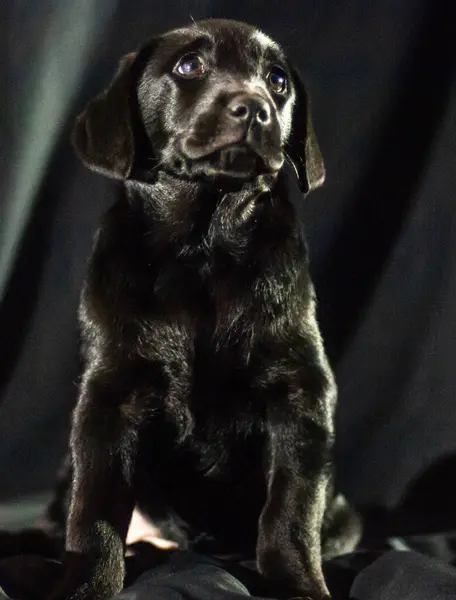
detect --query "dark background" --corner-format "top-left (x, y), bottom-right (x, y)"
top-left (0, 0), bottom-right (455, 535)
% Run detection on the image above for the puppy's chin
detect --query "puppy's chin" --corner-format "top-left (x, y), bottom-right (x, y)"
top-left (167, 145), bottom-right (283, 186)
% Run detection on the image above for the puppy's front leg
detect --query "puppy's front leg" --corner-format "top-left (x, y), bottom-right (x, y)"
top-left (50, 371), bottom-right (141, 600)
top-left (257, 394), bottom-right (333, 600)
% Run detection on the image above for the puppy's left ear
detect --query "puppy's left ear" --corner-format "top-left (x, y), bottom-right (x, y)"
top-left (285, 69), bottom-right (325, 194)
top-left (71, 52), bottom-right (138, 179)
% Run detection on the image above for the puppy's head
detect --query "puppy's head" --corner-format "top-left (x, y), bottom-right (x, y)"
top-left (72, 19), bottom-right (324, 193)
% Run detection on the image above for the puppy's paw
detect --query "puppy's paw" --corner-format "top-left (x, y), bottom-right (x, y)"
top-left (48, 580), bottom-right (123, 600)
top-left (47, 561), bottom-right (124, 600)
top-left (283, 586), bottom-right (331, 600)
top-left (282, 580), bottom-right (332, 600)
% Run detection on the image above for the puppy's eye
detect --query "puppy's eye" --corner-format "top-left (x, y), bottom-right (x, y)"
top-left (174, 54), bottom-right (206, 78)
top-left (268, 68), bottom-right (288, 94)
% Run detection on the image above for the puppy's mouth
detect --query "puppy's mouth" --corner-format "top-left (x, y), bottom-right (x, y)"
top-left (172, 135), bottom-right (283, 181)
top-left (213, 145), bottom-right (264, 175)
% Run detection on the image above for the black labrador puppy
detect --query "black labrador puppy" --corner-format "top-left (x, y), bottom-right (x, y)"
top-left (1, 19), bottom-right (361, 600)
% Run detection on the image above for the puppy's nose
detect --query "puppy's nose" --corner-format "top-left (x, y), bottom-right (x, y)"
top-left (227, 95), bottom-right (271, 126)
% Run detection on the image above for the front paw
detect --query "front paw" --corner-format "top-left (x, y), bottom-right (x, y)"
top-left (280, 582), bottom-right (331, 600)
top-left (271, 582), bottom-right (331, 600)
top-left (48, 580), bottom-right (123, 600)
top-left (48, 559), bottom-right (124, 600)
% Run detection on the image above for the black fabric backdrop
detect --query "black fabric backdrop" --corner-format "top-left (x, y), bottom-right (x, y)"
top-left (1, 0), bottom-right (455, 536)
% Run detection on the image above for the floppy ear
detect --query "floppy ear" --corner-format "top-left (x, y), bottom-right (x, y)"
top-left (285, 69), bottom-right (325, 194)
top-left (71, 52), bottom-right (138, 179)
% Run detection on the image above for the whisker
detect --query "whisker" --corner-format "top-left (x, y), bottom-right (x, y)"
top-left (147, 158), bottom-right (167, 175)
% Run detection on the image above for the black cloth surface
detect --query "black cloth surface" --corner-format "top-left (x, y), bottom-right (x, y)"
top-left (1, 550), bottom-right (456, 600)
top-left (114, 552), bottom-right (456, 600)
top-left (350, 551), bottom-right (456, 600)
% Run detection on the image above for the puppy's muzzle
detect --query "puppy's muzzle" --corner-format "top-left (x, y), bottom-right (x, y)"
top-left (180, 92), bottom-right (280, 165)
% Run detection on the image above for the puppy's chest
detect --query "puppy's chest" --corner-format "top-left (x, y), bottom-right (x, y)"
top-left (150, 260), bottom-right (270, 414)
top-left (152, 256), bottom-right (264, 343)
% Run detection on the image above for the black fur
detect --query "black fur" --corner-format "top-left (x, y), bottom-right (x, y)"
top-left (0, 19), bottom-right (360, 600)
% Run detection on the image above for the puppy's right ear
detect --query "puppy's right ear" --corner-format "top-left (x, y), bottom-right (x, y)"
top-left (72, 52), bottom-right (138, 179)
top-left (285, 68), bottom-right (325, 195)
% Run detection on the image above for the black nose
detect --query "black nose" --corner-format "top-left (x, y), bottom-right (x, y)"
top-left (227, 95), bottom-right (271, 126)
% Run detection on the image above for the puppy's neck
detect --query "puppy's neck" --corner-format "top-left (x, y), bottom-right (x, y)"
top-left (124, 172), bottom-right (277, 219)
top-left (123, 172), bottom-right (284, 254)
